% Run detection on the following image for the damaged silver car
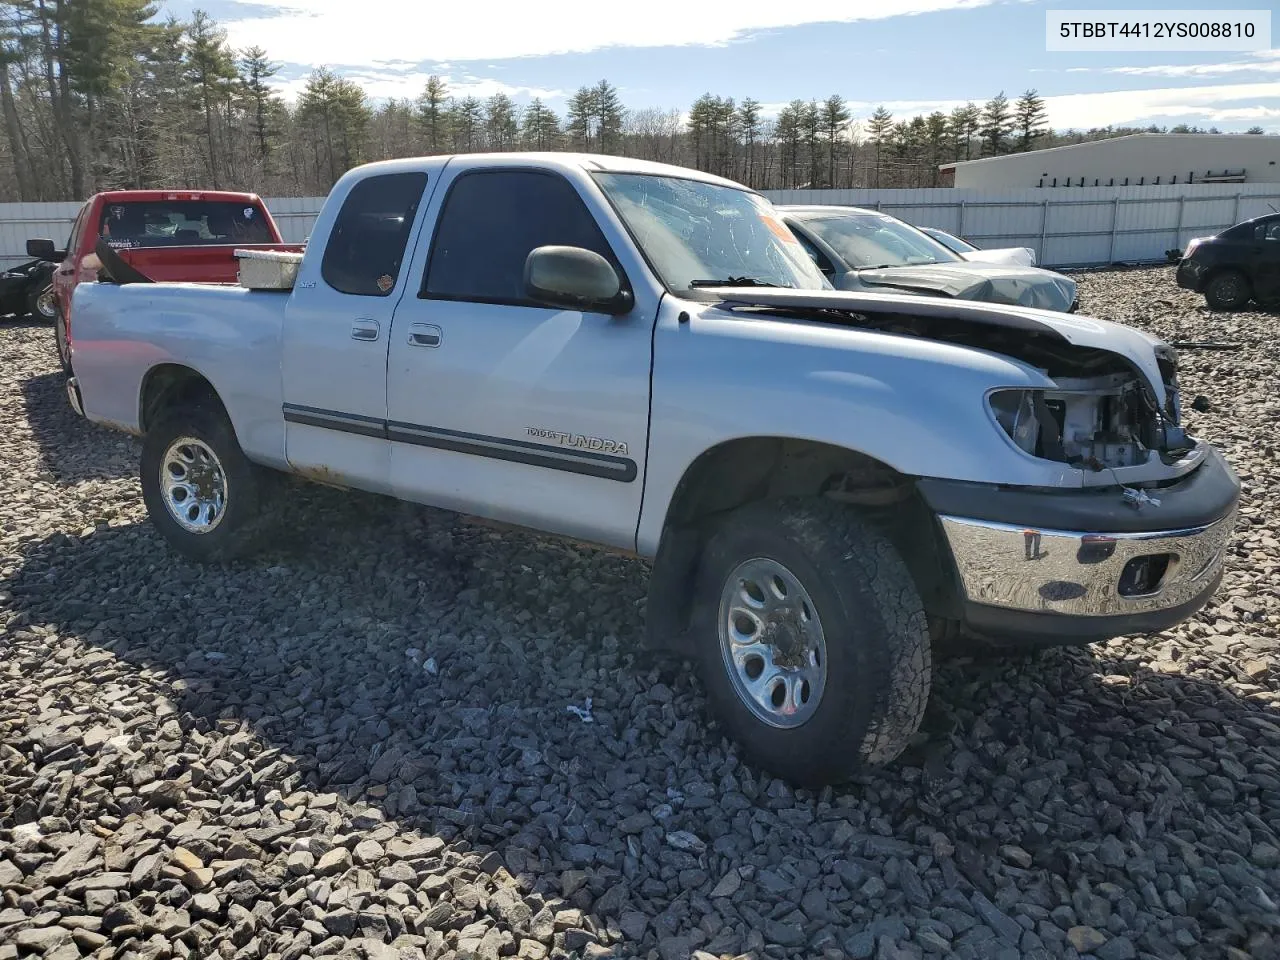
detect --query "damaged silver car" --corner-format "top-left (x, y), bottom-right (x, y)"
top-left (779, 204), bottom-right (1079, 313)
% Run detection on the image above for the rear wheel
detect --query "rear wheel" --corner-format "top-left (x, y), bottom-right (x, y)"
top-left (1204, 270), bottom-right (1251, 311)
top-left (141, 403), bottom-right (272, 562)
top-left (28, 284), bottom-right (56, 322)
top-left (691, 498), bottom-right (932, 787)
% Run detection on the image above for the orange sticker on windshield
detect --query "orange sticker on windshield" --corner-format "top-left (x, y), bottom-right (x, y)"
top-left (760, 215), bottom-right (798, 243)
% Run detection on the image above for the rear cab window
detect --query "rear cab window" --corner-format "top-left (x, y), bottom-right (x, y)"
top-left (98, 199), bottom-right (275, 249)
top-left (321, 173), bottom-right (429, 297)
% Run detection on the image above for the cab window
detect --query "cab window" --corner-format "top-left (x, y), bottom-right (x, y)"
top-left (321, 173), bottom-right (429, 297)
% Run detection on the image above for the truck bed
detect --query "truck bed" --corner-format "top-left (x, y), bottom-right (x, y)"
top-left (116, 242), bottom-right (305, 284)
top-left (70, 281), bottom-right (291, 469)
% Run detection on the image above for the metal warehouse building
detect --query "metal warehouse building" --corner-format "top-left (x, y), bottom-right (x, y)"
top-left (939, 133), bottom-right (1280, 189)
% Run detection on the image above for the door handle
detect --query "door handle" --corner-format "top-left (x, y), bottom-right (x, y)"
top-left (351, 319), bottom-right (380, 341)
top-left (407, 323), bottom-right (442, 348)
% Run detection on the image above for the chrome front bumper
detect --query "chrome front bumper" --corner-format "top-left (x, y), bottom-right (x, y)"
top-left (939, 511), bottom-right (1236, 618)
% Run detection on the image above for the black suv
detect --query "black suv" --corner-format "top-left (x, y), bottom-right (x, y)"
top-left (1176, 213), bottom-right (1280, 311)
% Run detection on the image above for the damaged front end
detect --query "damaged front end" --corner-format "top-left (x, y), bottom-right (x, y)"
top-left (706, 287), bottom-right (1200, 482)
top-left (988, 368), bottom-right (1192, 473)
top-left (876, 309), bottom-right (1196, 475)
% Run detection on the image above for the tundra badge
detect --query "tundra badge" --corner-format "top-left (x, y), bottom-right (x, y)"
top-left (527, 427), bottom-right (629, 457)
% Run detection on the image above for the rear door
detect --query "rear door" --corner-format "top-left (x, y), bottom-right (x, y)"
top-left (384, 162), bottom-right (659, 550)
top-left (280, 170), bottom-right (433, 493)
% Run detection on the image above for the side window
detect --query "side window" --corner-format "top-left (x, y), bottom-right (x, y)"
top-left (794, 230), bottom-right (835, 275)
top-left (65, 204), bottom-right (89, 255)
top-left (321, 172), bottom-right (428, 297)
top-left (423, 170), bottom-right (616, 304)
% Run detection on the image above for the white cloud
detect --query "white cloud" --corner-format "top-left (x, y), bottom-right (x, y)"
top-left (222, 0), bottom-right (1012, 67)
top-left (1066, 50), bottom-right (1280, 79)
top-left (272, 70), bottom-right (564, 104)
top-left (1042, 81), bottom-right (1280, 129)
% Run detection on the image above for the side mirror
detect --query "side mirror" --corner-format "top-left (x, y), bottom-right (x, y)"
top-left (832, 270), bottom-right (861, 291)
top-left (524, 245), bottom-right (632, 315)
top-left (27, 238), bottom-right (65, 263)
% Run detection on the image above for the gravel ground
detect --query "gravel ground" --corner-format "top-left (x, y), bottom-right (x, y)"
top-left (1, 266), bottom-right (1278, 960)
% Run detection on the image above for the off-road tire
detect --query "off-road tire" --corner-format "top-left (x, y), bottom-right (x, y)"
top-left (141, 403), bottom-right (273, 562)
top-left (690, 497), bottom-right (932, 787)
top-left (1204, 270), bottom-right (1251, 312)
top-left (28, 284), bottom-right (56, 322)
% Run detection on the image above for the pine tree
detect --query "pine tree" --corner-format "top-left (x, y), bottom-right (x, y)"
top-left (594, 79), bottom-right (623, 153)
top-left (866, 105), bottom-right (893, 187)
top-left (565, 86), bottom-right (596, 150)
top-left (802, 100), bottom-right (821, 188)
top-left (185, 10), bottom-right (238, 186)
top-left (238, 46), bottom-right (278, 167)
top-left (297, 67), bottom-right (341, 185)
top-left (484, 93), bottom-right (517, 151)
top-left (520, 98), bottom-right (561, 150)
top-left (736, 98), bottom-right (761, 186)
top-left (820, 94), bottom-right (850, 188)
top-left (775, 102), bottom-right (803, 188)
top-left (981, 92), bottom-right (1012, 156)
top-left (415, 75), bottom-right (450, 153)
top-left (1014, 88), bottom-right (1048, 151)
top-left (924, 111), bottom-right (948, 185)
top-left (449, 96), bottom-right (482, 152)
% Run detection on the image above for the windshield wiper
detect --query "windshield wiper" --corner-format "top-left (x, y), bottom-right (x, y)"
top-left (688, 276), bottom-right (780, 288)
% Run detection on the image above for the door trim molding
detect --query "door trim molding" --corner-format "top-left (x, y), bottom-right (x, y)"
top-left (283, 403), bottom-right (637, 482)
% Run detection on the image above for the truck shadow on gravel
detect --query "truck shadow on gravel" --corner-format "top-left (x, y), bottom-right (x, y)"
top-left (4, 489), bottom-right (1278, 956)
top-left (20, 371), bottom-right (140, 482)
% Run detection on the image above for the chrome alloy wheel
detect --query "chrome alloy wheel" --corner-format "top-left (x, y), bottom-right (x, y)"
top-left (160, 437), bottom-right (228, 534)
top-left (35, 286), bottom-right (56, 320)
top-left (718, 557), bottom-right (828, 728)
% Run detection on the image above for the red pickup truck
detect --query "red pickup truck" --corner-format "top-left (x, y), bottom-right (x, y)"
top-left (27, 189), bottom-right (303, 372)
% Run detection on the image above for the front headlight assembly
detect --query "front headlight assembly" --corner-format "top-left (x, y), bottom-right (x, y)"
top-left (989, 389), bottom-right (1042, 456)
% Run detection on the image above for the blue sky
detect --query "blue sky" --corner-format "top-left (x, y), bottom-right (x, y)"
top-left (160, 0), bottom-right (1280, 132)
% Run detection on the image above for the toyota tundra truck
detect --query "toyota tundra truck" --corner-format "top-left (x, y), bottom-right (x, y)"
top-left (62, 153), bottom-right (1240, 786)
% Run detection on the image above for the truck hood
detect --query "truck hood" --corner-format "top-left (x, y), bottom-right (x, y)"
top-left (701, 286), bottom-right (1170, 405)
top-left (845, 262), bottom-right (1077, 313)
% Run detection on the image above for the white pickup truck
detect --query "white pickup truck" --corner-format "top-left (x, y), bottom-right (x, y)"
top-left (65, 153), bottom-right (1240, 786)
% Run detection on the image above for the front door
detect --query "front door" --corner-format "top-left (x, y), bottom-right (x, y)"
top-left (280, 170), bottom-right (433, 492)
top-left (385, 163), bottom-right (658, 550)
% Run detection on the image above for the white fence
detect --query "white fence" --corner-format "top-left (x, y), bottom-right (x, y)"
top-left (4, 182), bottom-right (1280, 270)
top-left (764, 182), bottom-right (1280, 267)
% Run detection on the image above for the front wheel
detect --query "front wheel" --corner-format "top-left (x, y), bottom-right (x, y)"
top-left (691, 498), bottom-right (932, 787)
top-left (29, 284), bottom-right (56, 322)
top-left (1204, 270), bottom-right (1251, 311)
top-left (141, 404), bottom-right (272, 562)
